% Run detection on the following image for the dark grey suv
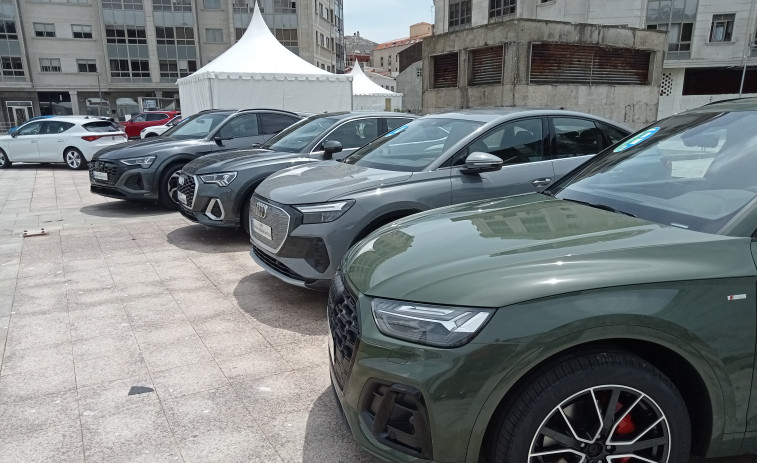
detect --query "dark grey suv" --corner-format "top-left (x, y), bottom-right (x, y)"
top-left (89, 108), bottom-right (301, 208)
top-left (250, 108), bottom-right (631, 289)
top-left (177, 112), bottom-right (416, 233)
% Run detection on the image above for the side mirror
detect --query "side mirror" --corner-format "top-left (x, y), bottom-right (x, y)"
top-left (10, 130), bottom-right (18, 138)
top-left (214, 136), bottom-right (231, 146)
top-left (461, 152), bottom-right (504, 175)
top-left (322, 140), bottom-right (343, 159)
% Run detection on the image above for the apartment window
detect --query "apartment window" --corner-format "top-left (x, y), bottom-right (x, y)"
top-left (380, 56), bottom-right (384, 67)
top-left (449, 0), bottom-right (471, 30)
top-left (110, 59), bottom-right (149, 78)
top-left (710, 14), bottom-right (735, 42)
top-left (205, 28), bottom-right (223, 43)
top-left (653, 22), bottom-right (693, 54)
top-left (203, 0), bottom-right (221, 8)
top-left (102, 0), bottom-right (143, 9)
top-left (33, 23), bottom-right (55, 38)
top-left (388, 55), bottom-right (392, 66)
top-left (489, 0), bottom-right (516, 18)
top-left (274, 0), bottom-right (296, 13)
top-left (76, 59), bottom-right (97, 72)
top-left (432, 52), bottom-right (458, 88)
top-left (39, 58), bottom-right (61, 72)
top-left (156, 26), bottom-right (194, 46)
top-left (1, 56), bottom-right (23, 77)
top-left (105, 25), bottom-right (146, 44)
top-left (72, 24), bottom-right (93, 39)
top-left (274, 29), bottom-right (297, 47)
top-left (0, 20), bottom-right (17, 40)
top-left (470, 46), bottom-right (504, 86)
top-left (646, 0), bottom-right (698, 59)
top-left (153, 0), bottom-right (191, 10)
top-left (235, 28), bottom-right (244, 40)
top-left (159, 59), bottom-right (197, 78)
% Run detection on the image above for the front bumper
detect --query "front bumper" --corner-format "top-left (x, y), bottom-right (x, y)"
top-left (177, 172), bottom-right (240, 228)
top-left (89, 159), bottom-right (158, 200)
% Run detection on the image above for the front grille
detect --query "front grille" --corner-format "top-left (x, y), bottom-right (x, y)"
top-left (252, 246), bottom-right (304, 281)
top-left (123, 172), bottom-right (144, 190)
top-left (249, 197), bottom-right (291, 252)
top-left (177, 174), bottom-right (196, 208)
top-left (89, 160), bottom-right (119, 184)
top-left (328, 272), bottom-right (359, 389)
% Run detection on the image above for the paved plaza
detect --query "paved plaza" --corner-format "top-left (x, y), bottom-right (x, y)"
top-left (0, 164), bottom-right (755, 463)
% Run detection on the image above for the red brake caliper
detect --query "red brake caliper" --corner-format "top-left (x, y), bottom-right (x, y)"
top-left (614, 402), bottom-right (636, 463)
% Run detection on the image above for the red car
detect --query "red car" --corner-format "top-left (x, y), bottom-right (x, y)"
top-left (120, 111), bottom-right (180, 139)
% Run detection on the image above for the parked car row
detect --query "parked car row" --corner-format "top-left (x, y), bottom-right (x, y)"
top-left (79, 99), bottom-right (757, 462)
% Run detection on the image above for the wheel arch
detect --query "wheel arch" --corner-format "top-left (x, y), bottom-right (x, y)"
top-left (473, 335), bottom-right (720, 462)
top-left (236, 177), bottom-right (267, 218)
top-left (351, 208), bottom-right (425, 246)
top-left (156, 155), bottom-right (194, 179)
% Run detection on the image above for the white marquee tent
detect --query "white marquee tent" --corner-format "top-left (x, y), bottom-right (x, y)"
top-left (177, 4), bottom-right (352, 116)
top-left (349, 64), bottom-right (402, 111)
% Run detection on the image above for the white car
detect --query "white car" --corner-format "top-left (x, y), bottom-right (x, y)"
top-left (140, 115), bottom-right (182, 139)
top-left (0, 116), bottom-right (127, 170)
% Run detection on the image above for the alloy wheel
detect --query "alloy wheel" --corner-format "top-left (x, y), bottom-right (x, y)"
top-left (167, 170), bottom-right (181, 204)
top-left (66, 150), bottom-right (82, 169)
top-left (0, 151), bottom-right (6, 167)
top-left (529, 385), bottom-right (670, 463)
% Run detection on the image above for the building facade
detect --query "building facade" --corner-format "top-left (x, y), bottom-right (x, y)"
top-left (0, 0), bottom-right (344, 128)
top-left (433, 0), bottom-right (757, 118)
top-left (372, 22), bottom-right (431, 76)
top-left (344, 31), bottom-right (376, 67)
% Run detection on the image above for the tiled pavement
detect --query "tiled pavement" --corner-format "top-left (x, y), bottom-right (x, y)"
top-left (0, 165), bottom-right (375, 463)
top-left (1, 164), bottom-right (756, 463)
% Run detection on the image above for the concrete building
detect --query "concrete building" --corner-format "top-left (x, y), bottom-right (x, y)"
top-left (396, 41), bottom-right (423, 113)
top-left (372, 22), bottom-right (432, 76)
top-left (0, 0), bottom-right (345, 128)
top-left (433, 0), bottom-right (757, 118)
top-left (423, 18), bottom-right (666, 127)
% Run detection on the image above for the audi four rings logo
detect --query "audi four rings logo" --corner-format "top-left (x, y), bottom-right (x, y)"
top-left (255, 202), bottom-right (268, 218)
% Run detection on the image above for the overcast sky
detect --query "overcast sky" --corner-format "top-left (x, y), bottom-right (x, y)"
top-left (343, 0), bottom-right (435, 43)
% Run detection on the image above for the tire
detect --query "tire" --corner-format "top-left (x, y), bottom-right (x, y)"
top-left (64, 147), bottom-right (87, 170)
top-left (241, 194), bottom-right (252, 236)
top-left (490, 351), bottom-right (690, 463)
top-left (0, 149), bottom-right (11, 168)
top-left (158, 163), bottom-right (186, 210)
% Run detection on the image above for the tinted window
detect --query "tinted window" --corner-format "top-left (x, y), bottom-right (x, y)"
top-left (345, 118), bottom-right (484, 172)
top-left (164, 112), bottom-right (232, 139)
top-left (17, 121), bottom-right (42, 136)
top-left (386, 117), bottom-right (414, 131)
top-left (553, 117), bottom-right (602, 157)
top-left (41, 121), bottom-right (74, 134)
top-left (145, 113), bottom-right (168, 122)
top-left (598, 122), bottom-right (630, 146)
top-left (454, 118), bottom-right (544, 166)
top-left (322, 118), bottom-right (379, 149)
top-left (266, 116), bottom-right (340, 153)
top-left (217, 113), bottom-right (259, 138)
top-left (260, 113), bottom-right (298, 135)
top-left (130, 114), bottom-right (147, 122)
top-left (83, 121), bottom-right (121, 132)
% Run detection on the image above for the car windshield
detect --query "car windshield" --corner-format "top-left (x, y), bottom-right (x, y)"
top-left (263, 116), bottom-right (340, 153)
top-left (163, 111), bottom-right (232, 139)
top-left (552, 109), bottom-right (757, 234)
top-left (343, 118), bottom-right (484, 172)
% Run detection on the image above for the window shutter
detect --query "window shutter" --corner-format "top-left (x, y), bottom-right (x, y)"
top-left (470, 46), bottom-right (503, 86)
top-left (530, 44), bottom-right (650, 85)
top-left (432, 52), bottom-right (459, 88)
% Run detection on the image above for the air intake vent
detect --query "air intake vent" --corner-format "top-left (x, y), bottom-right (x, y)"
top-left (470, 46), bottom-right (504, 86)
top-left (432, 52), bottom-right (459, 89)
top-left (530, 43), bottom-right (651, 85)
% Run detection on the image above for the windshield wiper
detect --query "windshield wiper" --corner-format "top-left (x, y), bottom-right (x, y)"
top-left (562, 198), bottom-right (636, 217)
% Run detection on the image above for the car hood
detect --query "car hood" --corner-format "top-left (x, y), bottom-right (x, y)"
top-left (256, 161), bottom-right (413, 204)
top-left (343, 193), bottom-right (755, 308)
top-left (183, 149), bottom-right (314, 175)
top-left (93, 137), bottom-right (205, 161)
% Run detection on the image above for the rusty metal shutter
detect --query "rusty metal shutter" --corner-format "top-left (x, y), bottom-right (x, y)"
top-left (432, 52), bottom-right (458, 88)
top-left (530, 44), bottom-right (651, 85)
top-left (470, 46), bottom-right (503, 86)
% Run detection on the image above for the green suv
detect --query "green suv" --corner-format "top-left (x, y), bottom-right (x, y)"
top-left (329, 98), bottom-right (757, 462)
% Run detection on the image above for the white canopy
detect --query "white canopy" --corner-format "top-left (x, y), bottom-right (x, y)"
top-left (177, 4), bottom-right (352, 115)
top-left (349, 64), bottom-right (402, 111)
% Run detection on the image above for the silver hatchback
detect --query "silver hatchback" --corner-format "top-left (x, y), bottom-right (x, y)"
top-left (249, 108), bottom-right (631, 289)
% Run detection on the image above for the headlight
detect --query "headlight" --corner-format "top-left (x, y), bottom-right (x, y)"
top-left (120, 155), bottom-right (155, 168)
top-left (295, 200), bottom-right (354, 224)
top-left (372, 298), bottom-right (494, 347)
top-left (199, 172), bottom-right (237, 187)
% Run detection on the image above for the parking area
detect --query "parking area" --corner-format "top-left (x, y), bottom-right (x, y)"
top-left (0, 165), bottom-right (374, 463)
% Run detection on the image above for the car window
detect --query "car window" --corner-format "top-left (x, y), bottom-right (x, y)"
top-left (260, 113), bottom-right (298, 135)
top-left (453, 118), bottom-right (544, 166)
top-left (145, 113), bottom-right (168, 122)
top-left (386, 117), bottom-right (414, 131)
top-left (166, 116), bottom-right (182, 126)
top-left (344, 118), bottom-right (484, 172)
top-left (41, 121), bottom-right (74, 134)
top-left (129, 114), bottom-right (147, 123)
top-left (217, 113), bottom-right (259, 139)
top-left (322, 118), bottom-right (379, 149)
top-left (265, 116), bottom-right (340, 153)
top-left (164, 112), bottom-right (232, 139)
top-left (553, 117), bottom-right (602, 157)
top-left (17, 121), bottom-right (43, 136)
top-left (597, 122), bottom-right (630, 146)
top-left (83, 121), bottom-right (121, 132)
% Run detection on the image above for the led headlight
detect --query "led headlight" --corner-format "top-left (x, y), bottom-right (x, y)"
top-left (295, 200), bottom-right (354, 224)
top-left (372, 298), bottom-right (494, 347)
top-left (199, 172), bottom-right (237, 187)
top-left (120, 155), bottom-right (156, 168)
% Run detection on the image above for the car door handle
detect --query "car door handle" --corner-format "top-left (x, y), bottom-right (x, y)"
top-left (30, 140), bottom-right (37, 143)
top-left (57, 139), bottom-right (64, 142)
top-left (531, 178), bottom-right (552, 187)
